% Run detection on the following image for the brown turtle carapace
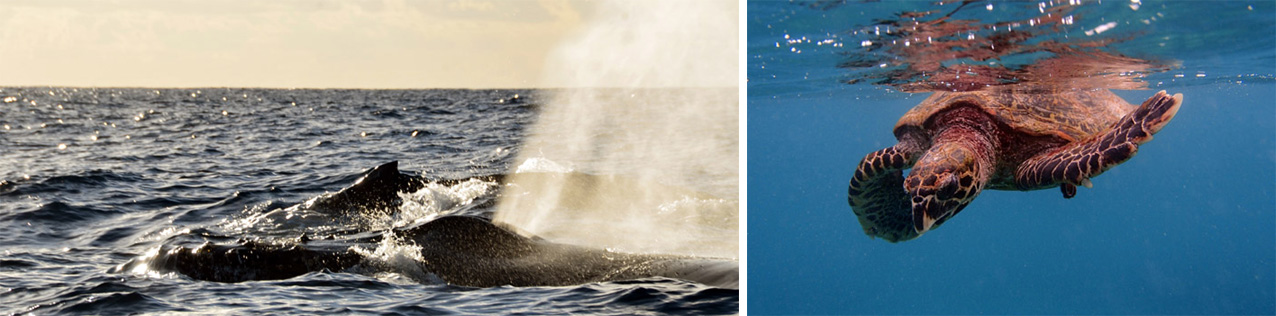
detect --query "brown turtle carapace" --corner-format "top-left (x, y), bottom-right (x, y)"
top-left (848, 87), bottom-right (1182, 242)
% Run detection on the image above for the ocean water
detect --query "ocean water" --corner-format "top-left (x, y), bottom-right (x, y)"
top-left (748, 0), bottom-right (1274, 315)
top-left (0, 88), bottom-right (738, 314)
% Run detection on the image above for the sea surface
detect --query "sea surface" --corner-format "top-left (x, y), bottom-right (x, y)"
top-left (0, 88), bottom-right (738, 314)
top-left (749, 0), bottom-right (1274, 315)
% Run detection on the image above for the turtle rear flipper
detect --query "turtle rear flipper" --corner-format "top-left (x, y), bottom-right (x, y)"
top-left (1015, 90), bottom-right (1182, 195)
top-left (849, 144), bottom-right (920, 242)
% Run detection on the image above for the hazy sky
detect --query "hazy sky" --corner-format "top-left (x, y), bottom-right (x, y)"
top-left (0, 0), bottom-right (612, 88)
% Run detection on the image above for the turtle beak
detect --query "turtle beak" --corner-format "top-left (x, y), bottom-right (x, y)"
top-left (909, 172), bottom-right (961, 234)
top-left (912, 207), bottom-right (939, 234)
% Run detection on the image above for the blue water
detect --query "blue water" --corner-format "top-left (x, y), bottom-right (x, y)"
top-left (0, 88), bottom-right (737, 314)
top-left (748, 0), bottom-right (1274, 314)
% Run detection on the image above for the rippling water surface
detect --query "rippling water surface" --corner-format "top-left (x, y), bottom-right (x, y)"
top-left (749, 0), bottom-right (1273, 314)
top-left (0, 88), bottom-right (737, 314)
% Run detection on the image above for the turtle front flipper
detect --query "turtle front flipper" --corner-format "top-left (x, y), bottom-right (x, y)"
top-left (848, 144), bottom-right (919, 242)
top-left (1015, 90), bottom-right (1182, 195)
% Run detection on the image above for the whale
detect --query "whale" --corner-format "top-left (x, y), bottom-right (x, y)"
top-left (140, 215), bottom-right (737, 288)
top-left (398, 215), bottom-right (737, 288)
top-left (308, 161), bottom-right (427, 213)
top-left (129, 161), bottom-right (738, 288)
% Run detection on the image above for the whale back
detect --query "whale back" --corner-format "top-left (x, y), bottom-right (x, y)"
top-left (404, 215), bottom-right (739, 288)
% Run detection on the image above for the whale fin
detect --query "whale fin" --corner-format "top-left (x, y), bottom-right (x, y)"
top-left (312, 161), bottom-right (424, 213)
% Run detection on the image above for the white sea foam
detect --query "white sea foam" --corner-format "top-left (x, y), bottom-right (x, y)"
top-left (351, 233), bottom-right (442, 285)
top-left (394, 179), bottom-right (497, 227)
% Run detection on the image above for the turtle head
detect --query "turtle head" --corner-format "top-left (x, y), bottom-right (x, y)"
top-left (904, 139), bottom-right (987, 235)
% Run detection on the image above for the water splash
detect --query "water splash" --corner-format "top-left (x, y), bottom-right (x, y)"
top-left (494, 0), bottom-right (738, 258)
top-left (351, 234), bottom-right (441, 285)
top-left (395, 178), bottom-right (497, 227)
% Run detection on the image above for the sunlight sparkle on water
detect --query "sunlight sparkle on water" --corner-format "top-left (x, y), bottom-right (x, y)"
top-left (1085, 21), bottom-right (1118, 36)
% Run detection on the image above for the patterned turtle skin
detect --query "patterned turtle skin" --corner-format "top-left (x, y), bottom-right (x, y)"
top-left (848, 86), bottom-right (1182, 242)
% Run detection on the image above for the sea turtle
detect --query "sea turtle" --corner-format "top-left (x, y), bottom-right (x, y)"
top-left (847, 86), bottom-right (1182, 242)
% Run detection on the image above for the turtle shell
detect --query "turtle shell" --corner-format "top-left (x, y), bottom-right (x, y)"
top-left (895, 86), bottom-right (1136, 142)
